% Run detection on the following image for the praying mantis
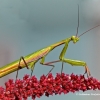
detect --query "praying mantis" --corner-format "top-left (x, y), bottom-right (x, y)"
top-left (0, 5), bottom-right (99, 78)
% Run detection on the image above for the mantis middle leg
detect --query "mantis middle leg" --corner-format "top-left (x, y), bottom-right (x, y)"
top-left (40, 57), bottom-right (60, 76)
top-left (59, 41), bottom-right (91, 77)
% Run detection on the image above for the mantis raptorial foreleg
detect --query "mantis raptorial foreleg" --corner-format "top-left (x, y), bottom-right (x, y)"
top-left (16, 56), bottom-right (29, 80)
top-left (59, 41), bottom-right (91, 77)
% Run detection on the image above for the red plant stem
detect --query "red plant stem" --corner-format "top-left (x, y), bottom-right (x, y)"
top-left (0, 73), bottom-right (100, 100)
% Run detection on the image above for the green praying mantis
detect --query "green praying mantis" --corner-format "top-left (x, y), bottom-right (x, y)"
top-left (0, 5), bottom-right (100, 78)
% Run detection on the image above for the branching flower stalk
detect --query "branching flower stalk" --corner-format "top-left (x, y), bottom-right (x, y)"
top-left (0, 73), bottom-right (100, 100)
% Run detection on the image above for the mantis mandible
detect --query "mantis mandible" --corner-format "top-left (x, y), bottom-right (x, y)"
top-left (0, 5), bottom-right (99, 78)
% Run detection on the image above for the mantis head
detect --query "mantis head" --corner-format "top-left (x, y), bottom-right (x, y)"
top-left (71, 36), bottom-right (79, 43)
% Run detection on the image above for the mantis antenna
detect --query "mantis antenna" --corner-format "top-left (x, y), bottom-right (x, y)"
top-left (76, 4), bottom-right (79, 37)
top-left (78, 24), bottom-right (100, 37)
top-left (75, 4), bottom-right (100, 37)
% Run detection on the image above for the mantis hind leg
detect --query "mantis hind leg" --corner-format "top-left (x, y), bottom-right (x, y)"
top-left (40, 56), bottom-right (61, 76)
top-left (29, 62), bottom-right (36, 76)
top-left (16, 56), bottom-right (29, 80)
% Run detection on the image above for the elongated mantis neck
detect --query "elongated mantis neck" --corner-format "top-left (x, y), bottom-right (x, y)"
top-left (51, 37), bottom-right (72, 49)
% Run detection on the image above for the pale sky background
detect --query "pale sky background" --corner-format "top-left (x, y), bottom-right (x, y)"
top-left (0, 0), bottom-right (100, 100)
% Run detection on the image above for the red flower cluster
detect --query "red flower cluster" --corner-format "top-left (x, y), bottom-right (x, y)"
top-left (0, 73), bottom-right (100, 100)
